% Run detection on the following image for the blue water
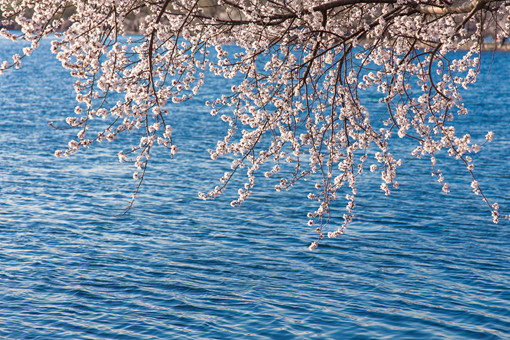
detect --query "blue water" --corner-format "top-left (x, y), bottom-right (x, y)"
top-left (1, 38), bottom-right (509, 339)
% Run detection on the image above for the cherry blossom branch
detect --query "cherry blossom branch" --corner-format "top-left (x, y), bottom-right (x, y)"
top-left (1, 0), bottom-right (508, 250)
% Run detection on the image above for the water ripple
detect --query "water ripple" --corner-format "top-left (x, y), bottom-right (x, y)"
top-left (0, 40), bottom-right (509, 339)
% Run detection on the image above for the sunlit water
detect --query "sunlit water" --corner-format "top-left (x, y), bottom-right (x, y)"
top-left (1, 38), bottom-right (509, 339)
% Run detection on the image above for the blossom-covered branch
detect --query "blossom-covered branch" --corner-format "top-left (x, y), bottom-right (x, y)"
top-left (1, 0), bottom-right (509, 249)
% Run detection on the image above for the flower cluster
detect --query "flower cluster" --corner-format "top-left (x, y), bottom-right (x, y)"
top-left (1, 0), bottom-right (508, 248)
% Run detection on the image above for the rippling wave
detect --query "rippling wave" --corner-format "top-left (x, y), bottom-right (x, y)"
top-left (0, 38), bottom-right (509, 339)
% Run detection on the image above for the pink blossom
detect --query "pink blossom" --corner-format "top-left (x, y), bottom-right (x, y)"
top-left (0, 0), bottom-right (505, 249)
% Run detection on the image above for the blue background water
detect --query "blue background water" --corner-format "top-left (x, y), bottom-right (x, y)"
top-left (0, 38), bottom-right (509, 339)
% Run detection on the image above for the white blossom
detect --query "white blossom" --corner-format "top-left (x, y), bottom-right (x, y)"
top-left (0, 0), bottom-right (507, 249)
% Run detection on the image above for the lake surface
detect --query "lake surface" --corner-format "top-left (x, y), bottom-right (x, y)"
top-left (1, 38), bottom-right (509, 339)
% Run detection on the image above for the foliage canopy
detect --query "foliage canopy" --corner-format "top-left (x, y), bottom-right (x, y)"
top-left (1, 0), bottom-right (509, 249)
